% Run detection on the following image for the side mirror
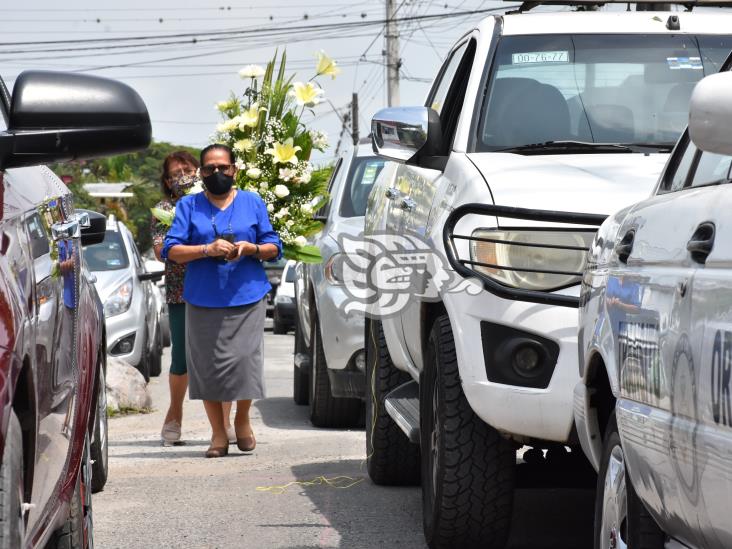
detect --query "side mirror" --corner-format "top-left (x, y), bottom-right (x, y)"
top-left (0, 71), bottom-right (151, 169)
top-left (78, 209), bottom-right (106, 246)
top-left (371, 106), bottom-right (445, 170)
top-left (689, 71), bottom-right (732, 156)
top-left (139, 271), bottom-right (164, 283)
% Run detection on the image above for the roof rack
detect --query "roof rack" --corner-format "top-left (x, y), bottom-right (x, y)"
top-left (509, 0), bottom-right (732, 13)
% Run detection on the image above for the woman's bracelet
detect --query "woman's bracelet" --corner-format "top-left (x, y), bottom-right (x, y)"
top-left (202, 244), bottom-right (208, 257)
top-left (254, 244), bottom-right (260, 258)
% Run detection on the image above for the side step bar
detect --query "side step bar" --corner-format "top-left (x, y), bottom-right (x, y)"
top-left (384, 380), bottom-right (420, 444)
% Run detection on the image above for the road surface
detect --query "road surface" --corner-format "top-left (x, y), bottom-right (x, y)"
top-left (94, 327), bottom-right (595, 548)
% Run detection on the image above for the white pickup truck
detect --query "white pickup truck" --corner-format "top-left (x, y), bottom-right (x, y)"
top-left (363, 3), bottom-right (732, 547)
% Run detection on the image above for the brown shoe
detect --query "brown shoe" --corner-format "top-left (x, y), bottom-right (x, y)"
top-left (205, 445), bottom-right (229, 458)
top-left (236, 434), bottom-right (256, 452)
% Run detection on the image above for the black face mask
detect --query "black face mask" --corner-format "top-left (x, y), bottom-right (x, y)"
top-left (203, 172), bottom-right (234, 195)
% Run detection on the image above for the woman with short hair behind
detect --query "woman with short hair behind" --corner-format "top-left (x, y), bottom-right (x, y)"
top-left (162, 144), bottom-right (281, 458)
top-left (153, 151), bottom-right (198, 446)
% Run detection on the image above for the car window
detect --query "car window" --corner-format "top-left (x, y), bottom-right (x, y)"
top-left (663, 136), bottom-right (698, 192)
top-left (285, 266), bottom-right (295, 283)
top-left (689, 151), bottom-right (732, 188)
top-left (476, 34), bottom-right (732, 152)
top-left (319, 157), bottom-right (343, 218)
top-left (428, 41), bottom-right (469, 116)
top-left (26, 213), bottom-right (50, 259)
top-left (339, 156), bottom-right (386, 218)
top-left (84, 229), bottom-right (129, 271)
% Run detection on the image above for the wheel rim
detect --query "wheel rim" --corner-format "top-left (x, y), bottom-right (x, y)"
top-left (600, 444), bottom-right (628, 549)
top-left (82, 436), bottom-right (95, 549)
top-left (98, 369), bottom-right (108, 468)
top-left (429, 381), bottom-right (440, 506)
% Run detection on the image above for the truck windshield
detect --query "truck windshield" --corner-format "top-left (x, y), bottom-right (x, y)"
top-left (476, 34), bottom-right (732, 153)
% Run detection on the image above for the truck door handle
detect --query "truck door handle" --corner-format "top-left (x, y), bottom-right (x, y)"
top-left (385, 187), bottom-right (399, 200)
top-left (400, 197), bottom-right (416, 212)
top-left (616, 230), bottom-right (635, 264)
top-left (687, 222), bottom-right (715, 264)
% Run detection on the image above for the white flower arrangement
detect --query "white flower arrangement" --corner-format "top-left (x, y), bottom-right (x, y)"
top-left (212, 51), bottom-right (337, 262)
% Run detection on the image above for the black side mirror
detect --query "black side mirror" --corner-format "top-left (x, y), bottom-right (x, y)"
top-left (0, 71), bottom-right (151, 169)
top-left (139, 271), bottom-right (164, 283)
top-left (78, 209), bottom-right (106, 246)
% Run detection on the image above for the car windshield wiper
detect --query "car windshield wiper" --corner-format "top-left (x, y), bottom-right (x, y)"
top-left (495, 141), bottom-right (634, 154)
top-left (619, 142), bottom-right (675, 153)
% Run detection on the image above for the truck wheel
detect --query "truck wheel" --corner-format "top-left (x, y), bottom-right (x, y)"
top-left (90, 358), bottom-right (109, 493)
top-left (595, 411), bottom-right (664, 549)
top-left (293, 313), bottom-right (309, 405)
top-left (365, 319), bottom-right (420, 486)
top-left (421, 315), bottom-right (515, 549)
top-left (51, 435), bottom-right (94, 549)
top-left (309, 313), bottom-right (362, 428)
top-left (0, 412), bottom-right (24, 549)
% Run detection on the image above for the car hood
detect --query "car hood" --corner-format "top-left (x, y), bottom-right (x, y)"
top-left (466, 153), bottom-right (669, 215)
top-left (90, 268), bottom-right (133, 303)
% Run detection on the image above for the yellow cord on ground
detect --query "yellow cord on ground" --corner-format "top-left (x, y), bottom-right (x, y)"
top-left (256, 475), bottom-right (364, 495)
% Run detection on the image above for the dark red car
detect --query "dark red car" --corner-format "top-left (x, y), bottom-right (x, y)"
top-left (0, 71), bottom-right (151, 548)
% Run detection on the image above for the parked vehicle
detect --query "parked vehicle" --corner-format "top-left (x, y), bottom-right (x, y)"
top-left (294, 139), bottom-right (384, 426)
top-left (144, 249), bottom-right (171, 349)
top-left (573, 69), bottom-right (732, 549)
top-left (83, 216), bottom-right (164, 381)
top-left (0, 70), bottom-right (151, 548)
top-left (365, 3), bottom-right (732, 547)
top-left (263, 258), bottom-right (287, 319)
top-left (273, 260), bottom-right (296, 334)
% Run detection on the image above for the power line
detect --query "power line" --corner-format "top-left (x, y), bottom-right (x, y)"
top-left (0, 6), bottom-right (519, 51)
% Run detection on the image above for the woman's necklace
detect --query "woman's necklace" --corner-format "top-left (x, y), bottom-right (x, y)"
top-left (207, 190), bottom-right (236, 240)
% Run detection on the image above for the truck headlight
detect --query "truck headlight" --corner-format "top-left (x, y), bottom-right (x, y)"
top-left (469, 229), bottom-right (595, 291)
top-left (104, 278), bottom-right (133, 317)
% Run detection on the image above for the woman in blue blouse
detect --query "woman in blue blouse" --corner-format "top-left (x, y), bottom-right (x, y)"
top-left (163, 143), bottom-right (281, 458)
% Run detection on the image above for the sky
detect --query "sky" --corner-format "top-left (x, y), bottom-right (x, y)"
top-left (0, 0), bottom-right (512, 164)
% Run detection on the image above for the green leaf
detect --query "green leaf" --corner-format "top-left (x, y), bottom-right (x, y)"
top-left (151, 207), bottom-right (174, 226)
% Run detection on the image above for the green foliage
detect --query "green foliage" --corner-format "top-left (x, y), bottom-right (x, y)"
top-left (51, 141), bottom-right (199, 252)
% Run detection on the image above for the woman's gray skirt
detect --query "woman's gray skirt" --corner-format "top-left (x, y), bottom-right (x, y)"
top-left (185, 299), bottom-right (266, 401)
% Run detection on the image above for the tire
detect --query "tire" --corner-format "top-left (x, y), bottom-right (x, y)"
top-left (273, 308), bottom-right (287, 335)
top-left (421, 315), bottom-right (515, 549)
top-left (0, 412), bottom-right (24, 549)
top-left (90, 358), bottom-right (109, 494)
top-left (293, 314), bottom-right (309, 405)
top-left (365, 319), bottom-right (420, 486)
top-left (135, 329), bottom-right (151, 383)
top-left (594, 411), bottom-right (665, 549)
top-left (148, 328), bottom-right (163, 378)
top-left (51, 435), bottom-right (94, 549)
top-left (309, 313), bottom-right (362, 428)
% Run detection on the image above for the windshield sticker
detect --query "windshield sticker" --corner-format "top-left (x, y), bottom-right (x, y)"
top-left (512, 51), bottom-right (569, 65)
top-left (361, 165), bottom-right (378, 185)
top-left (667, 56), bottom-right (703, 70)
top-left (107, 259), bottom-right (122, 266)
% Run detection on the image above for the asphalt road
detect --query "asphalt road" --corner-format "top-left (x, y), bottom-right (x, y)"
top-left (94, 325), bottom-right (596, 549)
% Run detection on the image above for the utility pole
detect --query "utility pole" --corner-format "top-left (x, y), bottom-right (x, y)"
top-left (385, 0), bottom-right (400, 107)
top-left (351, 93), bottom-right (359, 144)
